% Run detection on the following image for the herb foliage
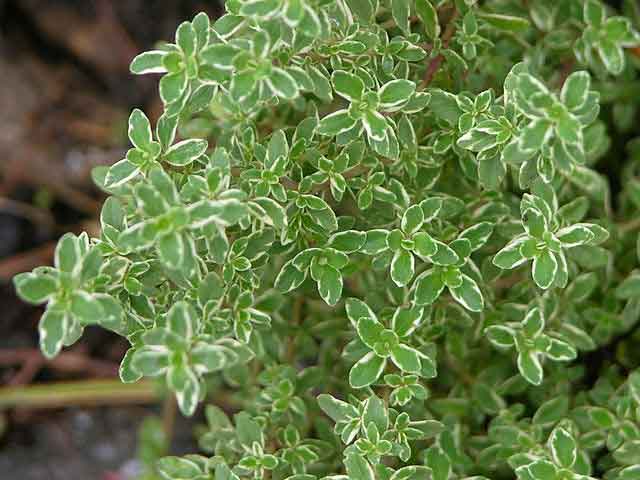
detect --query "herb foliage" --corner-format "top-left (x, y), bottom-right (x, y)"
top-left (13, 1), bottom-right (640, 479)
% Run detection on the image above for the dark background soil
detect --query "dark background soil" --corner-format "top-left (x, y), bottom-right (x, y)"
top-left (0, 1), bottom-right (222, 478)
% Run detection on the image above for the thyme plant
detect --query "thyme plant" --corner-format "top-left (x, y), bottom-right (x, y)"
top-left (12, 0), bottom-right (640, 479)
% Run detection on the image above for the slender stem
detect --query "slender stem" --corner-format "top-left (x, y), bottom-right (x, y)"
top-left (162, 395), bottom-right (178, 444)
top-left (619, 217), bottom-right (640, 234)
top-left (419, 8), bottom-right (460, 90)
top-left (0, 380), bottom-right (158, 409)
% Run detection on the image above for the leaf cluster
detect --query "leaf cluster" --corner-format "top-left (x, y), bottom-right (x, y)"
top-left (13, 1), bottom-right (640, 479)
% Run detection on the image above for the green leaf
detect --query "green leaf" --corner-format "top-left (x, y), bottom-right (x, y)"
top-left (117, 223), bottom-right (150, 253)
top-left (95, 294), bottom-right (124, 333)
top-left (616, 273), bottom-right (640, 299)
top-left (267, 130), bottom-right (289, 166)
top-left (390, 344), bottom-right (422, 373)
top-left (235, 411), bottom-right (263, 447)
top-left (449, 274), bottom-right (484, 312)
top-left (390, 466), bottom-right (432, 480)
top-left (269, 67), bottom-right (299, 99)
top-left (332, 70), bottom-right (365, 102)
top-left (485, 325), bottom-right (516, 349)
top-left (362, 229), bottom-right (389, 255)
top-left (413, 232), bottom-right (437, 258)
top-left (176, 21), bottom-right (196, 57)
top-left (70, 291), bottom-right (104, 324)
top-left (119, 348), bottom-right (143, 383)
top-left (561, 71), bottom-right (591, 111)
top-left (378, 80), bottom-right (416, 111)
top-left (136, 183), bottom-right (169, 217)
top-left (130, 50), bottom-right (167, 74)
top-left (344, 0), bottom-right (376, 24)
top-left (532, 249), bottom-right (558, 289)
top-left (317, 265), bottom-right (343, 306)
top-left (555, 111), bottom-right (582, 145)
top-left (391, 306), bottom-right (424, 337)
top-left (150, 166), bottom-right (180, 205)
top-left (156, 112), bottom-right (178, 150)
top-left (328, 230), bottom-right (366, 253)
top-left (582, 223), bottom-right (609, 245)
top-left (230, 70), bottom-right (257, 102)
top-left (192, 12), bottom-right (210, 50)
top-left (584, 0), bottom-right (605, 28)
top-left (415, 0), bottom-right (440, 39)
top-left (549, 427), bottom-right (577, 469)
top-left (100, 197), bottom-right (125, 230)
top-left (392, 0), bottom-right (410, 33)
top-left (545, 338), bottom-right (577, 361)
top-left (39, 306), bottom-right (69, 359)
top-left (363, 109), bottom-right (388, 142)
top-left (164, 139), bottom-right (208, 166)
top-left (316, 110), bottom-right (358, 137)
top-left (516, 72), bottom-right (550, 100)
top-left (362, 394), bottom-right (388, 432)
top-left (457, 128), bottom-right (499, 153)
top-left (401, 205), bottom-right (424, 235)
top-left (159, 70), bottom-right (187, 105)
top-left (252, 197), bottom-right (287, 229)
top-left (517, 460), bottom-right (558, 480)
top-left (55, 233), bottom-right (79, 273)
top-left (478, 13), bottom-right (531, 33)
top-left (556, 224), bottom-right (595, 247)
top-left (157, 456), bottom-right (203, 479)
top-left (14, 272), bottom-right (57, 304)
top-left (458, 222), bottom-right (494, 251)
top-left (317, 394), bottom-right (358, 422)
top-left (215, 464), bottom-right (241, 480)
top-left (349, 352), bottom-right (386, 388)
top-left (517, 350), bottom-right (544, 385)
top-left (158, 232), bottom-right (186, 270)
top-left (105, 159), bottom-right (140, 188)
top-left (522, 307), bottom-right (545, 338)
top-left (275, 260), bottom-right (307, 293)
top-left (424, 446), bottom-right (451, 480)
top-left (240, 0), bottom-right (281, 17)
top-left (307, 65), bottom-right (333, 102)
top-left (131, 347), bottom-right (170, 377)
top-left (413, 269), bottom-right (445, 305)
top-left (420, 198), bottom-right (442, 221)
top-left (619, 466), bottom-right (640, 480)
top-left (520, 119), bottom-right (552, 152)
top-left (429, 241), bottom-right (459, 266)
top-left (190, 199), bottom-right (248, 228)
top-left (128, 109), bottom-right (154, 151)
top-left (357, 316), bottom-right (385, 349)
top-left (200, 43), bottom-right (239, 70)
top-left (532, 396), bottom-right (569, 427)
top-left (428, 90), bottom-right (461, 126)
top-left (473, 382), bottom-right (506, 414)
top-left (390, 249), bottom-right (415, 287)
top-left (168, 363), bottom-right (201, 416)
top-left (493, 236), bottom-right (528, 269)
top-left (344, 453), bottom-right (375, 480)
top-left (168, 301), bottom-right (198, 339)
top-left (346, 297), bottom-right (378, 327)
top-left (599, 39), bottom-right (625, 75)
top-left (191, 343), bottom-right (227, 372)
